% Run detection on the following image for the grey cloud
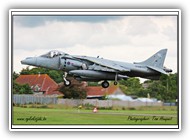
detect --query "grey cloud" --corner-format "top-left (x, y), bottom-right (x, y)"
top-left (126, 17), bottom-right (159, 36)
top-left (13, 16), bottom-right (121, 27)
top-left (13, 16), bottom-right (177, 52)
top-left (162, 26), bottom-right (177, 40)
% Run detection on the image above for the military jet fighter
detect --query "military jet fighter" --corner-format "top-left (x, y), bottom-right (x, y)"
top-left (21, 49), bottom-right (172, 88)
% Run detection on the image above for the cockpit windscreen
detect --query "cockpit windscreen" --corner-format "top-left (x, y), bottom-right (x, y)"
top-left (40, 50), bottom-right (68, 58)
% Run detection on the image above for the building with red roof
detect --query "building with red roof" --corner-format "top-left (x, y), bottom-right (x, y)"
top-left (86, 85), bottom-right (125, 99)
top-left (15, 74), bottom-right (63, 96)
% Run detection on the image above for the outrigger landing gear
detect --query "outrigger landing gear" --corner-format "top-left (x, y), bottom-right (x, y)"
top-left (101, 80), bottom-right (109, 88)
top-left (63, 72), bottom-right (71, 86)
top-left (114, 81), bottom-right (118, 85)
top-left (114, 73), bottom-right (118, 85)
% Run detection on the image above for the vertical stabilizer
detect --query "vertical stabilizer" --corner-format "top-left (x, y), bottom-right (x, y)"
top-left (137, 49), bottom-right (167, 68)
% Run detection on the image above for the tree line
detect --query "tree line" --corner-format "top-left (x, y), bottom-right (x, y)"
top-left (119, 74), bottom-right (178, 101)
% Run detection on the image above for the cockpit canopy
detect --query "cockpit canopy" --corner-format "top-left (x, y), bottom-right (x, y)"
top-left (40, 50), bottom-right (68, 58)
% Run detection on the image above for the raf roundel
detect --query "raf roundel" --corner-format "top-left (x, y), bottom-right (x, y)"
top-left (67, 61), bottom-right (70, 65)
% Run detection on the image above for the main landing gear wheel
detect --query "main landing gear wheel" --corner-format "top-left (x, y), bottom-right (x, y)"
top-left (102, 80), bottom-right (109, 88)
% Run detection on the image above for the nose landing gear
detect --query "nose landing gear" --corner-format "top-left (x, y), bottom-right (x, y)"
top-left (63, 72), bottom-right (71, 86)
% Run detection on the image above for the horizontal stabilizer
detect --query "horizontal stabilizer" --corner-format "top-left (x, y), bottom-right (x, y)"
top-left (147, 66), bottom-right (167, 75)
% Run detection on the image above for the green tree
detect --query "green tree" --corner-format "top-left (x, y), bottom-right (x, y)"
top-left (147, 81), bottom-right (167, 100)
top-left (13, 81), bottom-right (33, 94)
top-left (119, 73), bottom-right (178, 101)
top-left (13, 71), bottom-right (19, 80)
top-left (20, 66), bottom-right (31, 75)
top-left (48, 70), bottom-right (63, 83)
top-left (145, 73), bottom-right (178, 101)
top-left (119, 78), bottom-right (142, 95)
top-left (137, 88), bottom-right (150, 98)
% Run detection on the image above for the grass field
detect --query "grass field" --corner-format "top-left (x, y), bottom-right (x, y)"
top-left (13, 106), bottom-right (178, 125)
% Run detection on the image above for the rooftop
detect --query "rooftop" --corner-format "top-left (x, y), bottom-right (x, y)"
top-left (86, 85), bottom-right (119, 97)
top-left (15, 74), bottom-right (62, 95)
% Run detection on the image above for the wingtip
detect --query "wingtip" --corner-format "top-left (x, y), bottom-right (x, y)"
top-left (159, 49), bottom-right (168, 53)
top-left (162, 48), bottom-right (168, 51)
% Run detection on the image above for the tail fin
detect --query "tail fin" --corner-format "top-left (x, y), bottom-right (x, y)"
top-left (136, 49), bottom-right (167, 68)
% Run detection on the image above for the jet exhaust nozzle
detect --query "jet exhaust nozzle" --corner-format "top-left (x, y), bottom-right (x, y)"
top-left (163, 67), bottom-right (173, 73)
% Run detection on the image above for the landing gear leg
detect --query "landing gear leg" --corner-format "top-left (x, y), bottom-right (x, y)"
top-left (114, 73), bottom-right (118, 85)
top-left (102, 80), bottom-right (109, 88)
top-left (63, 72), bottom-right (71, 86)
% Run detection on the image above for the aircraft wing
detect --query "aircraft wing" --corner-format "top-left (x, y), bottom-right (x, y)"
top-left (73, 56), bottom-right (130, 72)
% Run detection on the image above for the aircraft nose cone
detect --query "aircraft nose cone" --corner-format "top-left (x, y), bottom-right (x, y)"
top-left (21, 59), bottom-right (27, 64)
top-left (21, 57), bottom-right (36, 65)
top-left (21, 59), bottom-right (26, 64)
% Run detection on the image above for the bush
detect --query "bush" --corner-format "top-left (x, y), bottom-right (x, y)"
top-left (83, 103), bottom-right (94, 110)
top-left (98, 107), bottom-right (112, 110)
top-left (122, 107), bottom-right (126, 110)
top-left (127, 107), bottom-right (136, 110)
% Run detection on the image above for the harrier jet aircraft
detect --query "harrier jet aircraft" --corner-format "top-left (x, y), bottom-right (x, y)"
top-left (21, 49), bottom-right (172, 88)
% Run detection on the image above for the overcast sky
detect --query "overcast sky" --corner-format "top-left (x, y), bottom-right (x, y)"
top-left (13, 15), bottom-right (178, 76)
